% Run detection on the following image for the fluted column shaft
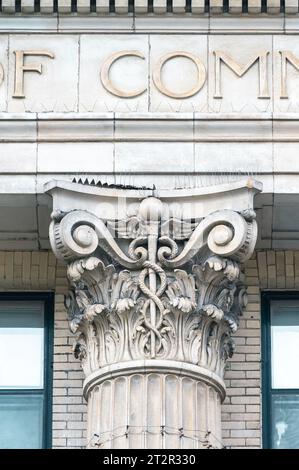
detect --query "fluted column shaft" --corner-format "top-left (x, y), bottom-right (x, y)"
top-left (85, 362), bottom-right (224, 449)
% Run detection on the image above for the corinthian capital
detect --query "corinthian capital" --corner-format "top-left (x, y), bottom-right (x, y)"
top-left (46, 179), bottom-right (261, 379)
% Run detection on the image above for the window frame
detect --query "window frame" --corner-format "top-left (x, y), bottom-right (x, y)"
top-left (0, 292), bottom-right (54, 449)
top-left (262, 291), bottom-right (299, 449)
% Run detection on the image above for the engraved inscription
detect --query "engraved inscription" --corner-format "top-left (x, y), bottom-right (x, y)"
top-left (13, 50), bottom-right (55, 98)
top-left (0, 44), bottom-right (296, 107)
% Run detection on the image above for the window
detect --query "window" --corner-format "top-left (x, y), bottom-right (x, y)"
top-left (262, 292), bottom-right (299, 449)
top-left (0, 293), bottom-right (54, 449)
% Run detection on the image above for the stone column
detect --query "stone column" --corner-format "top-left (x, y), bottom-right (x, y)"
top-left (46, 179), bottom-right (261, 449)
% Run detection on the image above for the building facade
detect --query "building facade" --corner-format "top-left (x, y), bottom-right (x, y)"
top-left (0, 2), bottom-right (299, 450)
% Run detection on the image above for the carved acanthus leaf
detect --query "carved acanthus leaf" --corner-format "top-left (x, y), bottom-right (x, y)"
top-left (202, 304), bottom-right (224, 322)
top-left (165, 270), bottom-right (197, 314)
top-left (49, 195), bottom-right (259, 378)
top-left (63, 248), bottom-right (250, 377)
top-left (67, 256), bottom-right (103, 283)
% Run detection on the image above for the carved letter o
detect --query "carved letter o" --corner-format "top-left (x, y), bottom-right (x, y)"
top-left (153, 52), bottom-right (206, 99)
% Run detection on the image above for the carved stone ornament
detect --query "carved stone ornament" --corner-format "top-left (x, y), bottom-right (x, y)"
top-left (46, 178), bottom-right (261, 448)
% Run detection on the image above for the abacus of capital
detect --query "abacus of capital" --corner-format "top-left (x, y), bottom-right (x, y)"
top-left (46, 178), bottom-right (261, 449)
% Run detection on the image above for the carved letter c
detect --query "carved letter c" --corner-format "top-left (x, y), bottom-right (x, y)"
top-left (100, 50), bottom-right (147, 98)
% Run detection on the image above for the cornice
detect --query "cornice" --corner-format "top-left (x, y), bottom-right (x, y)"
top-left (3, 15), bottom-right (299, 35)
top-left (1, 112), bottom-right (299, 143)
top-left (1, 1), bottom-right (299, 34)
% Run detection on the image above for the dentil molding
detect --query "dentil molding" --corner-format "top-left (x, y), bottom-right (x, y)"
top-left (0, 1), bottom-right (297, 16)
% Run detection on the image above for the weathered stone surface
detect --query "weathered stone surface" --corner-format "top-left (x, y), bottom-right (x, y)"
top-left (47, 179), bottom-right (260, 448)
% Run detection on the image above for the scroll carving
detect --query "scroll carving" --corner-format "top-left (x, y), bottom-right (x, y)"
top-left (49, 194), bottom-right (258, 380)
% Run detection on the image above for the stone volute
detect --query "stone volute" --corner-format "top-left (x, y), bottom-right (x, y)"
top-left (45, 178), bottom-right (261, 449)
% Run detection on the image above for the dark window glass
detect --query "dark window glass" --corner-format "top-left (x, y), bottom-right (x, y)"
top-left (0, 302), bottom-right (44, 389)
top-left (0, 395), bottom-right (44, 449)
top-left (0, 295), bottom-right (53, 448)
top-left (271, 394), bottom-right (299, 449)
top-left (263, 294), bottom-right (299, 449)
